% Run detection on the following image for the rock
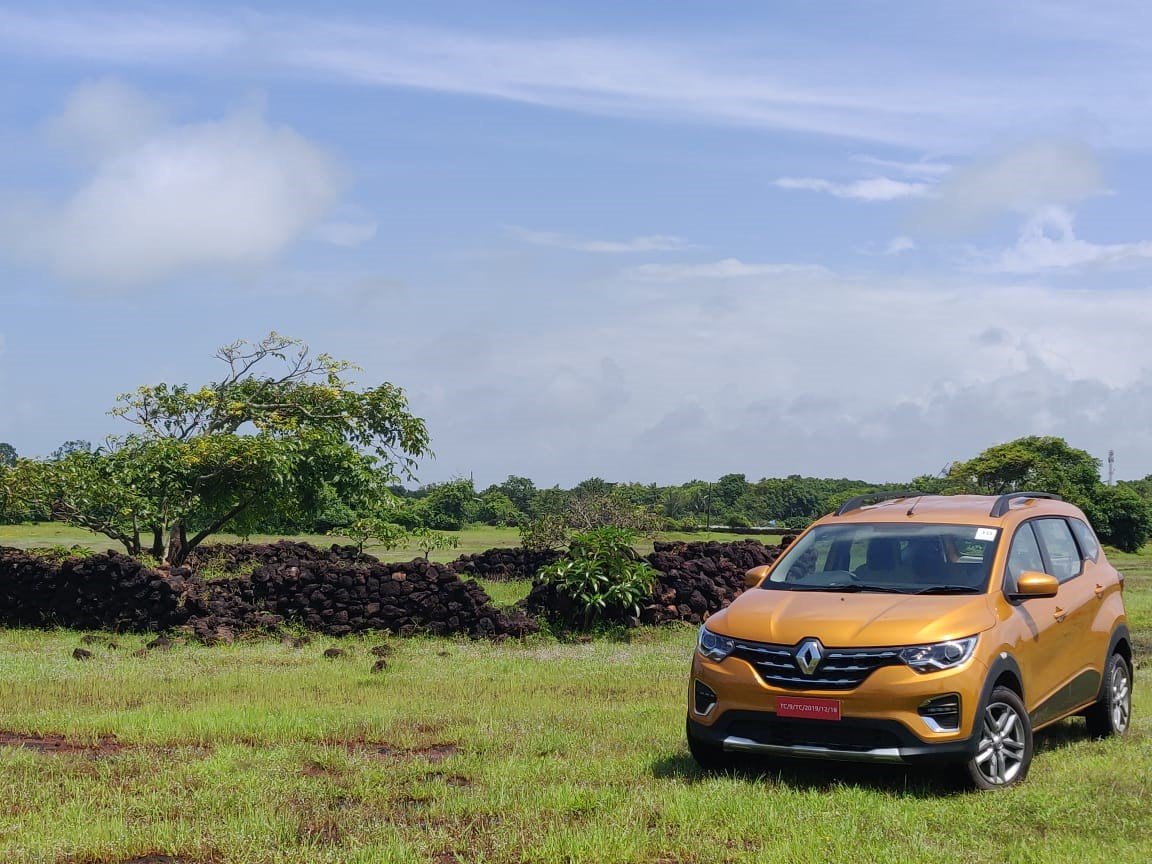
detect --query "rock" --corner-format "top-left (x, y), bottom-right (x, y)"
top-left (323, 648), bottom-right (346, 659)
top-left (370, 658), bottom-right (388, 673)
top-left (370, 644), bottom-right (392, 657)
top-left (72, 647), bottom-right (94, 661)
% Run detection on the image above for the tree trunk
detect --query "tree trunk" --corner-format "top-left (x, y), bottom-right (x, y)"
top-left (170, 500), bottom-right (252, 566)
top-left (165, 522), bottom-right (184, 567)
top-left (151, 526), bottom-right (165, 560)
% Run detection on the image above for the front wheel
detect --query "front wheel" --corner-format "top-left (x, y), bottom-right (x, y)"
top-left (961, 687), bottom-right (1033, 790)
top-left (1085, 652), bottom-right (1132, 738)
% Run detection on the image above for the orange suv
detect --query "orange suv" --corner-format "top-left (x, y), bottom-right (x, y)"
top-left (686, 492), bottom-right (1133, 789)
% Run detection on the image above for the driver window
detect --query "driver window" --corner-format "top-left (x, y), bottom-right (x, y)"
top-left (1005, 523), bottom-right (1044, 595)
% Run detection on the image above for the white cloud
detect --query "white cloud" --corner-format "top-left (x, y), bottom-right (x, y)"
top-left (394, 268), bottom-right (1152, 486)
top-left (624, 258), bottom-right (828, 281)
top-left (923, 140), bottom-right (1104, 231)
top-left (508, 227), bottom-right (692, 253)
top-left (49, 78), bottom-right (161, 162)
top-left (979, 206), bottom-right (1152, 274)
top-left (885, 236), bottom-right (917, 255)
top-left (773, 176), bottom-right (933, 201)
top-left (2, 82), bottom-right (339, 287)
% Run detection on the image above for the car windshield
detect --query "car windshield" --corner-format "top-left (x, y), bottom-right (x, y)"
top-left (762, 522), bottom-right (1000, 594)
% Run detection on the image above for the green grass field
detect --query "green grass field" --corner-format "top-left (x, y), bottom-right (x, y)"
top-left (0, 529), bottom-right (1150, 863)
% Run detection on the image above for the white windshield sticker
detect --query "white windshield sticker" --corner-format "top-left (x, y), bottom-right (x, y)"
top-left (975, 528), bottom-right (997, 541)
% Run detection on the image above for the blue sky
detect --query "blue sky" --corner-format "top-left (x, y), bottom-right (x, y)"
top-left (2, 1), bottom-right (1152, 486)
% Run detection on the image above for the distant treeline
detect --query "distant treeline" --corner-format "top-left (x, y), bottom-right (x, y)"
top-left (5, 435), bottom-right (1152, 552)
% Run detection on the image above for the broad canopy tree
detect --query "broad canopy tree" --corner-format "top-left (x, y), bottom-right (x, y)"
top-left (7, 334), bottom-right (430, 565)
top-left (946, 435), bottom-right (1152, 552)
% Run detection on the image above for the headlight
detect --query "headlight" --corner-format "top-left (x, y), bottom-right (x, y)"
top-left (698, 625), bottom-right (735, 662)
top-left (899, 636), bottom-right (978, 673)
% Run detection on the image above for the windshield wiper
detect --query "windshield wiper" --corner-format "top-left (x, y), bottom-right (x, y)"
top-left (782, 583), bottom-right (911, 594)
top-left (783, 583), bottom-right (864, 592)
top-left (912, 584), bottom-right (982, 595)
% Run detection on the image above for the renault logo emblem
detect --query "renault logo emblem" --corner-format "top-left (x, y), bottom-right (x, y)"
top-left (795, 638), bottom-right (823, 675)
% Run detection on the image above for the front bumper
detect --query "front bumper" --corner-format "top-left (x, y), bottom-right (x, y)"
top-left (687, 710), bottom-right (976, 764)
top-left (689, 648), bottom-right (987, 764)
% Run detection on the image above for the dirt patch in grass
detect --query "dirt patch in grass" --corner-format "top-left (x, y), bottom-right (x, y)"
top-left (437, 773), bottom-right (472, 787)
top-left (0, 731), bottom-right (123, 755)
top-left (351, 741), bottom-right (461, 763)
top-left (301, 760), bottom-right (344, 779)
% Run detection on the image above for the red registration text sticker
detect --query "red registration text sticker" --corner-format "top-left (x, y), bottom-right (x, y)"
top-left (776, 696), bottom-right (842, 721)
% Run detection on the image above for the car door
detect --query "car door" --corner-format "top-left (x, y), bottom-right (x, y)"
top-left (1030, 517), bottom-right (1097, 724)
top-left (998, 521), bottom-right (1067, 716)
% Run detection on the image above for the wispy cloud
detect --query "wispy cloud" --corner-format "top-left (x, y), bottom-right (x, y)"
top-left (978, 206), bottom-right (1152, 274)
top-left (0, 7), bottom-right (1134, 149)
top-left (852, 155), bottom-right (952, 179)
top-left (508, 226), bottom-right (692, 253)
top-left (316, 219), bottom-right (377, 248)
top-left (624, 258), bottom-right (827, 281)
top-left (886, 236), bottom-right (917, 255)
top-left (921, 139), bottom-right (1104, 231)
top-left (773, 176), bottom-right (933, 202)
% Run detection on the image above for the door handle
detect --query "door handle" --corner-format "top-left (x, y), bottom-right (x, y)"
top-left (1095, 583), bottom-right (1105, 599)
top-left (1053, 607), bottom-right (1067, 623)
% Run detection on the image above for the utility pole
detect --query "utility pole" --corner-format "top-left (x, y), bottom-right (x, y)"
top-left (1108, 450), bottom-right (1115, 486)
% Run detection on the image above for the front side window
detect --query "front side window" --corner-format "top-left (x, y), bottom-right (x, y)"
top-left (1033, 518), bottom-right (1082, 583)
top-left (765, 523), bottom-right (999, 594)
top-left (1005, 522), bottom-right (1044, 595)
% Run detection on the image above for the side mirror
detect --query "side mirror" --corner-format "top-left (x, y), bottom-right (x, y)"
top-left (1011, 570), bottom-right (1059, 600)
top-left (744, 565), bottom-right (772, 589)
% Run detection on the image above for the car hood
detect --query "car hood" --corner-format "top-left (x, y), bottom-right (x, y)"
top-left (708, 588), bottom-right (996, 647)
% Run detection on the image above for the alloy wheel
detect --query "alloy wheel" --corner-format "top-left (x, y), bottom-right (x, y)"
top-left (1111, 662), bottom-right (1131, 734)
top-left (974, 701), bottom-right (1027, 785)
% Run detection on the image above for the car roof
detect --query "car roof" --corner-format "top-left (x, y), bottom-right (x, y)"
top-left (820, 493), bottom-right (1086, 527)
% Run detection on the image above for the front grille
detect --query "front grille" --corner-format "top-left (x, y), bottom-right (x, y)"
top-left (731, 639), bottom-right (903, 690)
top-left (727, 715), bottom-right (903, 752)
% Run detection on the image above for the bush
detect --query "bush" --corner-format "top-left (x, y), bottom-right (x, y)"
top-left (27, 544), bottom-right (94, 563)
top-left (520, 514), bottom-right (570, 551)
top-left (537, 527), bottom-right (657, 628)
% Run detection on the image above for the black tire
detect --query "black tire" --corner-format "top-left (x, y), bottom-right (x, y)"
top-left (686, 718), bottom-right (737, 772)
top-left (961, 686), bottom-right (1034, 790)
top-left (1085, 652), bottom-right (1133, 738)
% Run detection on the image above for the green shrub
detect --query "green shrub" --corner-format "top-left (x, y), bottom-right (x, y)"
top-left (28, 544), bottom-right (95, 563)
top-left (538, 527), bottom-right (657, 628)
top-left (520, 514), bottom-right (570, 551)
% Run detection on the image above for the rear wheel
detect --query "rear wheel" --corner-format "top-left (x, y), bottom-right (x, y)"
top-left (1085, 652), bottom-right (1132, 738)
top-left (961, 687), bottom-right (1033, 790)
top-left (686, 718), bottom-right (737, 772)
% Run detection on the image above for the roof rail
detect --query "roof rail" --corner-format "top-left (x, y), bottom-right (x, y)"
top-left (835, 490), bottom-right (926, 517)
top-left (989, 491), bottom-right (1062, 518)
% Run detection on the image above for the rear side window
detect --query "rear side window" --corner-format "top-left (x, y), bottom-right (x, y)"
top-left (1069, 519), bottom-right (1100, 562)
top-left (1005, 523), bottom-right (1044, 594)
top-left (1033, 518), bottom-right (1082, 583)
